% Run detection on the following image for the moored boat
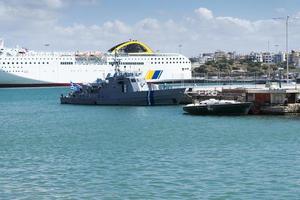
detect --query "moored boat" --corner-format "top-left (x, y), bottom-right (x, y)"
top-left (60, 71), bottom-right (186, 106)
top-left (183, 99), bottom-right (252, 115)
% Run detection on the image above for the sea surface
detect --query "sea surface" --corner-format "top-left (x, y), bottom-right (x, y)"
top-left (0, 87), bottom-right (300, 199)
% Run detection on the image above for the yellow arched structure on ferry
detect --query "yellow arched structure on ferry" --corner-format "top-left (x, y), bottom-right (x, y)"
top-left (108, 40), bottom-right (154, 54)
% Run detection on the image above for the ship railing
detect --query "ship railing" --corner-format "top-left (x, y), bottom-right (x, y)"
top-left (153, 71), bottom-right (297, 90)
top-left (106, 53), bottom-right (180, 57)
top-left (11, 52), bottom-right (76, 57)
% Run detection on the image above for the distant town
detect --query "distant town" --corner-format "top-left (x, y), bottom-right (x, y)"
top-left (190, 50), bottom-right (300, 78)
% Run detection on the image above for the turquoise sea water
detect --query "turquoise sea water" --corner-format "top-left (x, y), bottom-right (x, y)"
top-left (1, 87), bottom-right (300, 199)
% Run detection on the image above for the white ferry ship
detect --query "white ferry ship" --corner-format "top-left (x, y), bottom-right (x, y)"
top-left (0, 40), bottom-right (191, 87)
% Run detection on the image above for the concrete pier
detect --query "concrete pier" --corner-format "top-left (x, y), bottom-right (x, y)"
top-left (184, 83), bottom-right (300, 115)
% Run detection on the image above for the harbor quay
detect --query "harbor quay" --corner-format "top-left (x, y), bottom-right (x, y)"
top-left (183, 83), bottom-right (300, 115)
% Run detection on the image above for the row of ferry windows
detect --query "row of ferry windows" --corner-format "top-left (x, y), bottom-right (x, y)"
top-left (1, 57), bottom-right (187, 62)
top-left (151, 57), bottom-right (184, 60)
top-left (1, 70), bottom-right (24, 73)
top-left (61, 62), bottom-right (73, 65)
top-left (108, 57), bottom-right (187, 61)
top-left (1, 66), bottom-right (23, 69)
top-left (108, 62), bottom-right (144, 65)
top-left (151, 61), bottom-right (189, 64)
top-left (0, 57), bottom-right (73, 61)
top-left (2, 62), bottom-right (49, 65)
top-left (108, 61), bottom-right (190, 65)
top-left (1, 57), bottom-right (186, 61)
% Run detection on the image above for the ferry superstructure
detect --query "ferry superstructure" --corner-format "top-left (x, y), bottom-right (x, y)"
top-left (0, 40), bottom-right (192, 87)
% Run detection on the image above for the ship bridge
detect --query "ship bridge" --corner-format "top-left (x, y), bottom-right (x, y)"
top-left (108, 40), bottom-right (154, 54)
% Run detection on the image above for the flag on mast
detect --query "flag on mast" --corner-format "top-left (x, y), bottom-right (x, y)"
top-left (70, 82), bottom-right (82, 91)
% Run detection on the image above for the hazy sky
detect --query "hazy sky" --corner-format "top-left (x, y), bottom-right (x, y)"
top-left (1, 0), bottom-right (300, 56)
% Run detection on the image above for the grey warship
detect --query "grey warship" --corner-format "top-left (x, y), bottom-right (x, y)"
top-left (60, 61), bottom-right (186, 105)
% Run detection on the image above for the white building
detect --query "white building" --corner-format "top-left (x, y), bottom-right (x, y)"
top-left (249, 52), bottom-right (263, 62)
top-left (199, 53), bottom-right (214, 64)
top-left (273, 52), bottom-right (286, 64)
top-left (262, 52), bottom-right (273, 64)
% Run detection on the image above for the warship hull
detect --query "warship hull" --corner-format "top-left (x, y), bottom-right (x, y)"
top-left (60, 88), bottom-right (186, 106)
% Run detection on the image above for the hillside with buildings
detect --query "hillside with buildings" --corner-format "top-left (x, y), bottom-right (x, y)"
top-left (191, 50), bottom-right (300, 77)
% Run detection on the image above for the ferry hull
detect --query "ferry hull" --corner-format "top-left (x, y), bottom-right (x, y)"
top-left (0, 70), bottom-right (102, 87)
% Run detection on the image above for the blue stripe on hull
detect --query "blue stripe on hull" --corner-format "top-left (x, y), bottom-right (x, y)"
top-left (152, 71), bottom-right (161, 79)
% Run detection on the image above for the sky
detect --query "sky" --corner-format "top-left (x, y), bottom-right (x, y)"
top-left (0, 0), bottom-right (300, 56)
